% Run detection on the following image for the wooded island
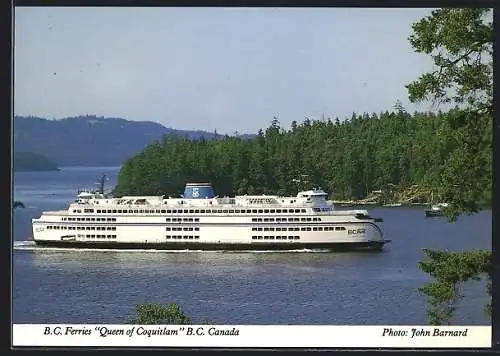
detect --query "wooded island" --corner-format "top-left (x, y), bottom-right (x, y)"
top-left (14, 151), bottom-right (59, 172)
top-left (113, 108), bottom-right (491, 208)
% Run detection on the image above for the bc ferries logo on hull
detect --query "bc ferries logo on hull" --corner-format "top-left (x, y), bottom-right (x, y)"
top-left (30, 179), bottom-right (390, 251)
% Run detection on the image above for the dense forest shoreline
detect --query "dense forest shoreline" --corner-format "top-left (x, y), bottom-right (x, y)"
top-left (14, 151), bottom-right (59, 172)
top-left (113, 108), bottom-right (491, 205)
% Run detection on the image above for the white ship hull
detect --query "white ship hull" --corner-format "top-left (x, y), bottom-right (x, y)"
top-left (32, 216), bottom-right (388, 251)
top-left (30, 182), bottom-right (390, 251)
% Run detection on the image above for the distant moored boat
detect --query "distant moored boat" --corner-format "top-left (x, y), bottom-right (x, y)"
top-left (424, 203), bottom-right (449, 217)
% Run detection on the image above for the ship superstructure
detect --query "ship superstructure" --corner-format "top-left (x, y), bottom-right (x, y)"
top-left (32, 181), bottom-right (390, 251)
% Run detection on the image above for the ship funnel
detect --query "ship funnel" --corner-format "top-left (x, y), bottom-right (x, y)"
top-left (183, 182), bottom-right (215, 199)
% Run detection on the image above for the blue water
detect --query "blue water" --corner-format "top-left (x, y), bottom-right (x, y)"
top-left (12, 167), bottom-right (491, 325)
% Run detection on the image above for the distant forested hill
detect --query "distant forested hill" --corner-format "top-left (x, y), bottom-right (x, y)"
top-left (13, 115), bottom-right (254, 166)
top-left (14, 151), bottom-right (59, 172)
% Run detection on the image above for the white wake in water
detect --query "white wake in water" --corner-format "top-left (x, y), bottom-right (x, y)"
top-left (12, 240), bottom-right (332, 254)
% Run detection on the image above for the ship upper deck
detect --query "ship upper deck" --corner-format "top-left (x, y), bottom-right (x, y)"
top-left (37, 183), bottom-right (375, 218)
top-left (67, 188), bottom-right (334, 210)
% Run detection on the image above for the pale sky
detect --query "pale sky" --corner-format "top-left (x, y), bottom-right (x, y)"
top-left (14, 7), bottom-right (436, 134)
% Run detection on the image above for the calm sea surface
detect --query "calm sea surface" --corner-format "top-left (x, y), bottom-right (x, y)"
top-left (13, 167), bottom-right (492, 325)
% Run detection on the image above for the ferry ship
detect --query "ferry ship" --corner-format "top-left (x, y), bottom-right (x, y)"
top-left (31, 180), bottom-right (390, 251)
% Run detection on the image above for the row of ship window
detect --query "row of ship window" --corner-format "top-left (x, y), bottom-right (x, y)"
top-left (82, 234), bottom-right (117, 239)
top-left (252, 236), bottom-right (300, 240)
top-left (167, 218), bottom-right (200, 222)
top-left (47, 226), bottom-right (117, 231)
top-left (252, 217), bottom-right (322, 222)
top-left (74, 208), bottom-right (310, 214)
top-left (166, 227), bottom-right (200, 231)
top-left (60, 216), bottom-right (323, 223)
top-left (166, 235), bottom-right (200, 240)
top-left (62, 217), bottom-right (117, 222)
top-left (252, 226), bottom-right (346, 232)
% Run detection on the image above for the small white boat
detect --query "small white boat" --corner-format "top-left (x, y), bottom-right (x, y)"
top-left (424, 203), bottom-right (449, 217)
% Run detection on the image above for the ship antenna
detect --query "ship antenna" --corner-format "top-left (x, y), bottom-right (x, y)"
top-left (292, 174), bottom-right (309, 191)
top-left (96, 174), bottom-right (109, 195)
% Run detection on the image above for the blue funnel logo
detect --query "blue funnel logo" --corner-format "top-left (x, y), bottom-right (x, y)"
top-left (183, 182), bottom-right (215, 199)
